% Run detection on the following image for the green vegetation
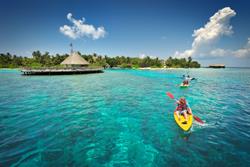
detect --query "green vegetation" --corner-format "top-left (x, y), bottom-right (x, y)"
top-left (0, 51), bottom-right (200, 68)
top-left (0, 51), bottom-right (68, 68)
top-left (165, 56), bottom-right (200, 68)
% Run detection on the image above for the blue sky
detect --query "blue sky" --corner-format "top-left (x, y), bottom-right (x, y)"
top-left (0, 0), bottom-right (250, 67)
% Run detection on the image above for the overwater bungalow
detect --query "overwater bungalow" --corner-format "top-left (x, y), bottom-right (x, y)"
top-left (209, 64), bottom-right (226, 68)
top-left (21, 52), bottom-right (103, 75)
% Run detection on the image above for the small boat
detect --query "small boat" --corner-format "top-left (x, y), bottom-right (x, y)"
top-left (180, 83), bottom-right (189, 88)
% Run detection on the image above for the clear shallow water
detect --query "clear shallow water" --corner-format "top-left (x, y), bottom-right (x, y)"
top-left (0, 68), bottom-right (250, 167)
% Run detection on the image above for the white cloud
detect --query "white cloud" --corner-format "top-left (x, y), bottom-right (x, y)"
top-left (174, 7), bottom-right (236, 58)
top-left (232, 38), bottom-right (250, 58)
top-left (139, 53), bottom-right (146, 58)
top-left (209, 48), bottom-right (228, 57)
top-left (59, 13), bottom-right (106, 40)
top-left (208, 38), bottom-right (250, 58)
top-left (59, 25), bottom-right (78, 39)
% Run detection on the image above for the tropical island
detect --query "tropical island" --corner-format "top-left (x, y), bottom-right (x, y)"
top-left (1, 0), bottom-right (250, 166)
top-left (0, 51), bottom-right (200, 69)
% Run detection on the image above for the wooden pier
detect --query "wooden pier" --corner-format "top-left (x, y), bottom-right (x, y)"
top-left (21, 67), bottom-right (104, 75)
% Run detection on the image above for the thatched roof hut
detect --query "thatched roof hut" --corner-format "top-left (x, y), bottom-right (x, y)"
top-left (61, 52), bottom-right (89, 66)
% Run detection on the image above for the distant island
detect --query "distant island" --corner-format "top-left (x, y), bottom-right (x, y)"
top-left (0, 51), bottom-right (200, 69)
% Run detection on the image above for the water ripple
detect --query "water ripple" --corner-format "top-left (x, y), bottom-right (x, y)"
top-left (0, 68), bottom-right (250, 166)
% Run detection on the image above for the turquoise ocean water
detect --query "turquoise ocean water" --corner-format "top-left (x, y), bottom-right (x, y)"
top-left (0, 68), bottom-right (250, 166)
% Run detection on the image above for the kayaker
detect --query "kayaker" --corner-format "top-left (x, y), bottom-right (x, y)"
top-left (182, 79), bottom-right (189, 85)
top-left (185, 75), bottom-right (192, 81)
top-left (174, 98), bottom-right (192, 123)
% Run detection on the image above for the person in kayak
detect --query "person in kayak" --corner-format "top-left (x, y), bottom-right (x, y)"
top-left (185, 75), bottom-right (191, 81)
top-left (174, 97), bottom-right (192, 123)
top-left (182, 79), bottom-right (189, 86)
top-left (183, 75), bottom-right (195, 80)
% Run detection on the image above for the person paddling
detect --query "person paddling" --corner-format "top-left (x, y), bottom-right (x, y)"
top-left (182, 79), bottom-right (189, 86)
top-left (174, 97), bottom-right (192, 124)
top-left (183, 74), bottom-right (195, 81)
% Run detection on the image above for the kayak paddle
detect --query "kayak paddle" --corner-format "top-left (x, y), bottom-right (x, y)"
top-left (166, 92), bottom-right (204, 124)
top-left (166, 92), bottom-right (175, 100)
top-left (193, 115), bottom-right (204, 124)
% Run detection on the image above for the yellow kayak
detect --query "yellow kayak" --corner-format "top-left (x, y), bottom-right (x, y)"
top-left (174, 111), bottom-right (193, 131)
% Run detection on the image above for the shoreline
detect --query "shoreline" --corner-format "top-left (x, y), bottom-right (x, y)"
top-left (138, 67), bottom-right (185, 70)
top-left (1, 67), bottom-right (250, 71)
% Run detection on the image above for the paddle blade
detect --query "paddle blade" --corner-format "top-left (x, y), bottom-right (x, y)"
top-left (166, 92), bottom-right (175, 99)
top-left (193, 115), bottom-right (204, 124)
